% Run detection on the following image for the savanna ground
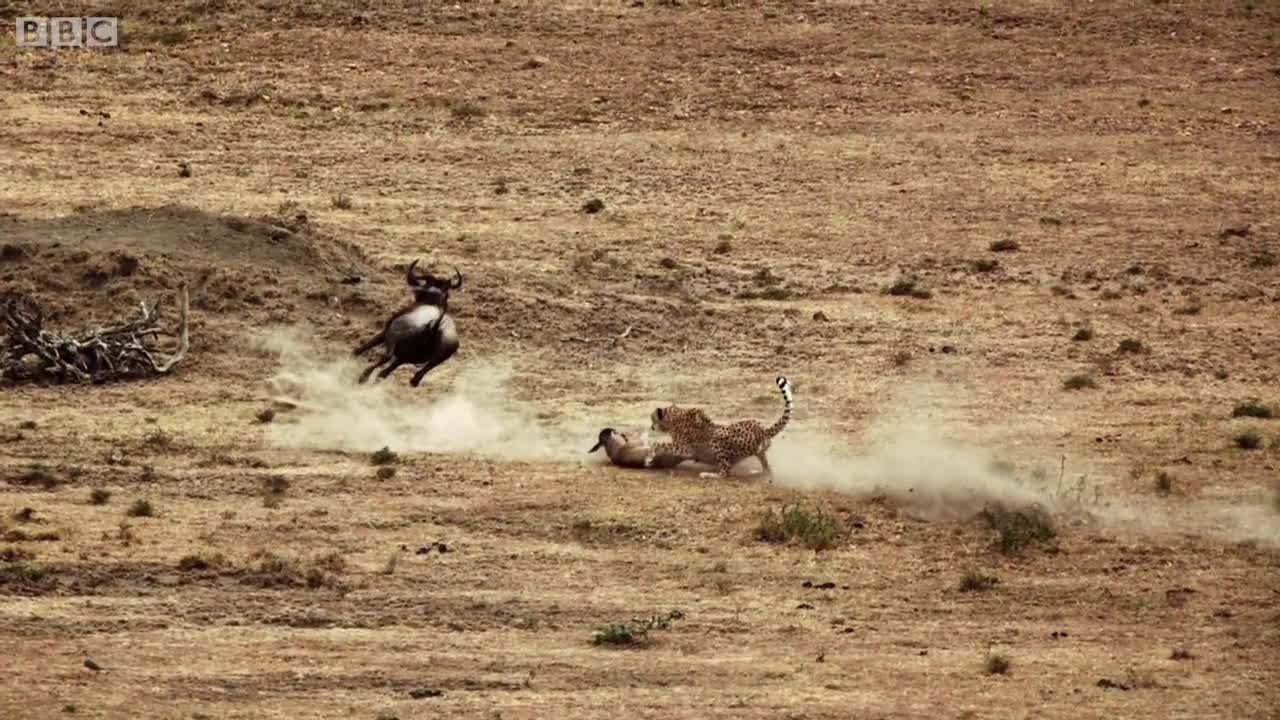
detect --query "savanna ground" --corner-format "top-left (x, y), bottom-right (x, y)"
top-left (2, 1), bottom-right (1279, 718)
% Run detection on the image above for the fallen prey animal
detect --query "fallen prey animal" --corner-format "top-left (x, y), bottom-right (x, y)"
top-left (588, 428), bottom-right (687, 469)
top-left (354, 259), bottom-right (462, 387)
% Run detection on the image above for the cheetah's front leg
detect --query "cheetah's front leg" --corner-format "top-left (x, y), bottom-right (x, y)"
top-left (643, 441), bottom-right (689, 468)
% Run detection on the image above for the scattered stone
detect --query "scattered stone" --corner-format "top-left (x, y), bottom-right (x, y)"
top-left (408, 688), bottom-right (444, 699)
top-left (581, 198), bottom-right (605, 214)
top-left (177, 162), bottom-right (192, 178)
top-left (523, 55), bottom-right (549, 69)
top-left (812, 310), bottom-right (829, 322)
top-left (1218, 224), bottom-right (1250, 239)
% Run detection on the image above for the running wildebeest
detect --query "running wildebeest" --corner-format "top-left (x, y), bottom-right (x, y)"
top-left (353, 260), bottom-right (462, 387)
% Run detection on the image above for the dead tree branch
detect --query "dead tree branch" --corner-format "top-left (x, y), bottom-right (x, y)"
top-left (2, 284), bottom-right (191, 385)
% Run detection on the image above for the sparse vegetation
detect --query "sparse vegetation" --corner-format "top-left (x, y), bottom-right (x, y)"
top-left (1155, 471), bottom-right (1174, 496)
top-left (591, 610), bottom-right (684, 647)
top-left (264, 475), bottom-right (290, 495)
top-left (256, 407), bottom-right (275, 423)
top-left (370, 446), bottom-right (398, 465)
top-left (972, 258), bottom-right (999, 272)
top-left (1170, 646), bottom-right (1194, 661)
top-left (885, 277), bottom-right (932, 299)
top-left (177, 553), bottom-right (223, 571)
top-left (126, 499), bottom-right (154, 517)
top-left (959, 570), bottom-right (999, 593)
top-left (331, 193), bottom-right (353, 210)
top-left (1071, 325), bottom-right (1094, 341)
top-left (90, 488), bottom-right (112, 505)
top-left (979, 503), bottom-right (1055, 554)
top-left (756, 504), bottom-right (844, 551)
top-left (1233, 430), bottom-right (1262, 450)
top-left (1117, 338), bottom-right (1144, 354)
top-left (1232, 400), bottom-right (1274, 419)
top-left (984, 652), bottom-right (1011, 675)
top-left (1063, 374), bottom-right (1097, 390)
top-left (892, 349), bottom-right (912, 367)
top-left (989, 239), bottom-right (1020, 252)
top-left (376, 466), bottom-right (397, 480)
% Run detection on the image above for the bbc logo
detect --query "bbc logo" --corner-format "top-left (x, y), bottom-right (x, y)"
top-left (15, 17), bottom-right (119, 48)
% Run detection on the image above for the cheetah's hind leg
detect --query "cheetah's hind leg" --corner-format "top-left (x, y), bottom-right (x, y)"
top-left (699, 455), bottom-right (733, 480)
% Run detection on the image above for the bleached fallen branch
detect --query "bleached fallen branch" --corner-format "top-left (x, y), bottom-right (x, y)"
top-left (1, 284), bottom-right (191, 384)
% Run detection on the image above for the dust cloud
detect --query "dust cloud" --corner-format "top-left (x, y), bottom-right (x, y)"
top-left (257, 335), bottom-right (1279, 545)
top-left (259, 331), bottom-right (581, 460)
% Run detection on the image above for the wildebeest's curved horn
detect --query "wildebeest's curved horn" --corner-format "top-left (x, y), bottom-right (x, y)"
top-left (406, 259), bottom-right (422, 287)
top-left (450, 266), bottom-right (463, 289)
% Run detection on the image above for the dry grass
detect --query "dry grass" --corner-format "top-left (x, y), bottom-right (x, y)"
top-left (0, 2), bottom-right (1278, 718)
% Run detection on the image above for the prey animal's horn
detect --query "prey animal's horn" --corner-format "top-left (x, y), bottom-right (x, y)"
top-left (406, 259), bottom-right (422, 287)
top-left (450, 266), bottom-right (463, 290)
top-left (588, 428), bottom-right (615, 453)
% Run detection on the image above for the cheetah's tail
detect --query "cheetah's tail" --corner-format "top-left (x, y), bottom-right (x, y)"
top-left (764, 376), bottom-right (793, 439)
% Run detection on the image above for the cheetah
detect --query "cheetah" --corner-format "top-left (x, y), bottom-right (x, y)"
top-left (643, 376), bottom-right (793, 479)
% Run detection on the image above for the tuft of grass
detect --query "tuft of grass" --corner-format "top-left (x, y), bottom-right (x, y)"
top-left (591, 610), bottom-right (684, 647)
top-left (979, 503), bottom-right (1055, 554)
top-left (1063, 374), bottom-right (1096, 391)
top-left (376, 466), bottom-right (397, 480)
top-left (885, 277), bottom-right (932, 299)
top-left (89, 488), bottom-right (112, 505)
top-left (958, 570), bottom-right (999, 593)
top-left (262, 495), bottom-right (283, 509)
top-left (1170, 646), bottom-right (1195, 661)
top-left (713, 237), bottom-right (733, 254)
top-left (1233, 430), bottom-right (1262, 450)
top-left (984, 652), bottom-right (1011, 675)
top-left (382, 552), bottom-right (400, 575)
top-left (264, 475), bottom-right (290, 495)
top-left (1100, 288), bottom-right (1123, 300)
top-left (988, 239), bottom-right (1020, 253)
top-left (1117, 338), bottom-right (1144, 354)
top-left (126, 499), bottom-right (154, 518)
top-left (892, 349), bottom-right (912, 367)
top-left (1071, 325), bottom-right (1094, 342)
top-left (331, 193), bottom-right (353, 210)
top-left (1231, 400), bottom-right (1274, 419)
top-left (581, 198), bottom-right (605, 214)
top-left (177, 553), bottom-right (223, 571)
top-left (971, 258), bottom-right (999, 272)
top-left (756, 504), bottom-right (845, 551)
top-left (1154, 471), bottom-right (1174, 496)
top-left (256, 407), bottom-right (275, 423)
top-left (449, 100), bottom-right (487, 123)
top-left (370, 446), bottom-right (398, 465)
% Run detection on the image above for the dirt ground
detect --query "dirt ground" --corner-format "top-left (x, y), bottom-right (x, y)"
top-left (2, 2), bottom-right (1279, 718)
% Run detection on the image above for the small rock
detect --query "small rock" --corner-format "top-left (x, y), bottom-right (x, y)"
top-left (581, 198), bottom-right (605, 214)
top-left (177, 162), bottom-right (191, 178)
top-left (659, 257), bottom-right (678, 269)
top-left (812, 310), bottom-right (829, 322)
top-left (523, 55), bottom-right (549, 69)
top-left (1218, 224), bottom-right (1250, 239)
top-left (408, 688), bottom-right (444, 699)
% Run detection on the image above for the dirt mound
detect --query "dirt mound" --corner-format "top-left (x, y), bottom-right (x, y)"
top-left (1, 205), bottom-right (375, 323)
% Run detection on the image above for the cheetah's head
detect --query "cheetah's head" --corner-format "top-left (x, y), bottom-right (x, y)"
top-left (650, 405), bottom-right (709, 433)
